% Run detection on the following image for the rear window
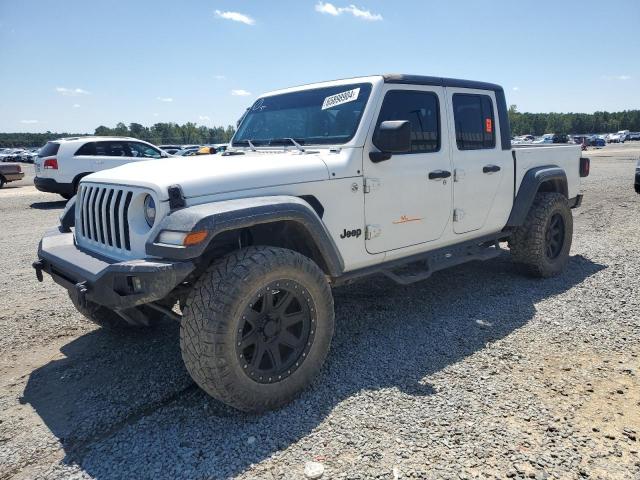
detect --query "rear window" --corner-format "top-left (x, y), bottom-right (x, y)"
top-left (38, 142), bottom-right (60, 157)
top-left (75, 142), bottom-right (96, 156)
top-left (452, 94), bottom-right (496, 150)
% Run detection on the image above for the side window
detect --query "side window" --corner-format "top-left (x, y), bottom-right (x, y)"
top-left (95, 142), bottom-right (108, 156)
top-left (374, 90), bottom-right (440, 154)
top-left (128, 142), bottom-right (161, 158)
top-left (452, 94), bottom-right (495, 150)
top-left (97, 141), bottom-right (130, 157)
top-left (75, 142), bottom-right (96, 156)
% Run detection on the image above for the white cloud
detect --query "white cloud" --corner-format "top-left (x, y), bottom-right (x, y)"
top-left (231, 89), bottom-right (251, 96)
top-left (214, 75), bottom-right (226, 80)
top-left (602, 75), bottom-right (631, 81)
top-left (315, 2), bottom-right (382, 21)
top-left (512, 87), bottom-right (520, 91)
top-left (157, 96), bottom-right (173, 102)
top-left (20, 119), bottom-right (38, 124)
top-left (72, 103), bottom-right (81, 108)
top-left (56, 87), bottom-right (90, 96)
top-left (214, 10), bottom-right (255, 25)
top-left (199, 115), bottom-right (211, 121)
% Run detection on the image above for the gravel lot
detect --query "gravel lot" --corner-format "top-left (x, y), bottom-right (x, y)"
top-left (1, 145), bottom-right (639, 480)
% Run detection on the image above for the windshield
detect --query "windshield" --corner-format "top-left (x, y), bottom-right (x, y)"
top-left (233, 83), bottom-right (372, 147)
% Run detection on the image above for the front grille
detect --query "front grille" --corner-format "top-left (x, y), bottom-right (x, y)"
top-left (77, 185), bottom-right (133, 252)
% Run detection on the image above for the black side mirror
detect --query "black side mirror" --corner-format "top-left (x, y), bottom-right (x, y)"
top-left (370, 120), bottom-right (411, 162)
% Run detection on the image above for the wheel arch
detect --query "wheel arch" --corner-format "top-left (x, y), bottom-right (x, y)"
top-left (146, 195), bottom-right (343, 277)
top-left (505, 166), bottom-right (568, 228)
top-left (72, 172), bottom-right (93, 193)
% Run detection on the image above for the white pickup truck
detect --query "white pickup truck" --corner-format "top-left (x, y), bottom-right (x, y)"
top-left (34, 74), bottom-right (590, 412)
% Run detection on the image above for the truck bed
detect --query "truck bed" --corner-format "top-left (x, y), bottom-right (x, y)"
top-left (512, 144), bottom-right (582, 199)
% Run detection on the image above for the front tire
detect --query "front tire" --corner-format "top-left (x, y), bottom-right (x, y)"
top-left (180, 246), bottom-right (335, 412)
top-left (508, 192), bottom-right (573, 278)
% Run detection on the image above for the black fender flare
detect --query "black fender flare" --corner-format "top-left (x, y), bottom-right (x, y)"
top-left (145, 195), bottom-right (344, 276)
top-left (505, 166), bottom-right (568, 228)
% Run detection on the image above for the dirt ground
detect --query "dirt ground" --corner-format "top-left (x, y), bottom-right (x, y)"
top-left (1, 144), bottom-right (639, 479)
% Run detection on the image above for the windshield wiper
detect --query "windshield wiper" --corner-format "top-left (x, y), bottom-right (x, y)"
top-left (268, 137), bottom-right (306, 152)
top-left (234, 139), bottom-right (257, 151)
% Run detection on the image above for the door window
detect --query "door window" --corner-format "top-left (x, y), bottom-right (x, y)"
top-left (128, 142), bottom-right (162, 158)
top-left (94, 141), bottom-right (130, 156)
top-left (373, 90), bottom-right (440, 154)
top-left (452, 94), bottom-right (495, 150)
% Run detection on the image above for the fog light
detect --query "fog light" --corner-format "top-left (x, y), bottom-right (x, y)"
top-left (127, 276), bottom-right (143, 293)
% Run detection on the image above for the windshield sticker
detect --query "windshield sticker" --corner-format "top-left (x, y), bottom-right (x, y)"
top-left (321, 88), bottom-right (360, 110)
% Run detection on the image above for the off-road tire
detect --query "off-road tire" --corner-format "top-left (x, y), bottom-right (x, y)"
top-left (0, 175), bottom-right (5, 189)
top-left (68, 294), bottom-right (150, 331)
top-left (180, 246), bottom-right (335, 412)
top-left (509, 192), bottom-right (573, 277)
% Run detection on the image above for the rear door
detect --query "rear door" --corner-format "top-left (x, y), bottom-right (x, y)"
top-left (446, 89), bottom-right (509, 234)
top-left (364, 86), bottom-right (452, 253)
top-left (94, 140), bottom-right (133, 171)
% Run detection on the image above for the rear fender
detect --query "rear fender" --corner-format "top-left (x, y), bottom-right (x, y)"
top-left (506, 166), bottom-right (568, 227)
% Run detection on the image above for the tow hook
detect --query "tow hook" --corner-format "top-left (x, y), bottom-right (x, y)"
top-left (32, 260), bottom-right (44, 282)
top-left (75, 281), bottom-right (88, 308)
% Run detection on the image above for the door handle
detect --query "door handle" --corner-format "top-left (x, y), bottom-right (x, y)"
top-left (428, 170), bottom-right (452, 180)
top-left (483, 164), bottom-right (501, 173)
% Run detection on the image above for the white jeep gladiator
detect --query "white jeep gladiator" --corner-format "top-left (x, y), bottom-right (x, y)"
top-left (34, 74), bottom-right (590, 412)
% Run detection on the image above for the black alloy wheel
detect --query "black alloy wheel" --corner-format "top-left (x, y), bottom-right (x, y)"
top-left (236, 280), bottom-right (315, 384)
top-left (545, 213), bottom-right (565, 259)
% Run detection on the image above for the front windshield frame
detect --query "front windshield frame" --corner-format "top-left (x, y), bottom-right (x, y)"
top-left (232, 82), bottom-right (373, 148)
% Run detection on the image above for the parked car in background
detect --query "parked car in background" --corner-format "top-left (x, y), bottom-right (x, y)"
top-left (158, 144), bottom-right (181, 151)
top-left (174, 147), bottom-right (201, 156)
top-left (0, 162), bottom-right (24, 188)
top-left (534, 134), bottom-right (572, 144)
top-left (34, 137), bottom-right (168, 199)
top-left (606, 131), bottom-right (627, 143)
top-left (629, 132), bottom-right (640, 141)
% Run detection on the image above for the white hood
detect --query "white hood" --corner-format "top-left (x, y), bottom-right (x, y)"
top-left (84, 152), bottom-right (331, 200)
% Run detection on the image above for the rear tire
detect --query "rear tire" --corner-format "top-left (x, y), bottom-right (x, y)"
top-left (0, 176), bottom-right (5, 188)
top-left (508, 192), bottom-right (573, 278)
top-left (180, 246), bottom-right (335, 412)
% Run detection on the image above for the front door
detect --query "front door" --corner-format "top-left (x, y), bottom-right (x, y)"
top-left (364, 86), bottom-right (452, 254)
top-left (446, 89), bottom-right (508, 234)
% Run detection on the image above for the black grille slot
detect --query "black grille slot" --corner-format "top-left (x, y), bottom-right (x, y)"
top-left (105, 190), bottom-right (114, 246)
top-left (123, 191), bottom-right (133, 251)
top-left (113, 190), bottom-right (123, 249)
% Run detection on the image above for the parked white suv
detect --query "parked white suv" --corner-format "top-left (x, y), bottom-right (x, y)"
top-left (34, 137), bottom-right (167, 199)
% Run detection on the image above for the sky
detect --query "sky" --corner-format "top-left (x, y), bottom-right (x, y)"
top-left (1, 0), bottom-right (639, 133)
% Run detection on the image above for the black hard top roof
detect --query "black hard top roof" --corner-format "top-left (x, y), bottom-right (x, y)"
top-left (383, 74), bottom-right (503, 92)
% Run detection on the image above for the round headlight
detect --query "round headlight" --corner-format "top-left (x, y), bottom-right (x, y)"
top-left (143, 194), bottom-right (156, 227)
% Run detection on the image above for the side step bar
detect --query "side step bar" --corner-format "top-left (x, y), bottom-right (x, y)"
top-left (333, 233), bottom-right (509, 287)
top-left (381, 240), bottom-right (504, 285)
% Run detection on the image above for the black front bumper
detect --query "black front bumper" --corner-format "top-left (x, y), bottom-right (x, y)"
top-left (34, 176), bottom-right (74, 196)
top-left (36, 228), bottom-right (194, 309)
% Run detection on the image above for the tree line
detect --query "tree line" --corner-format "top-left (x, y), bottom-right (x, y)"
top-left (2, 110), bottom-right (640, 148)
top-left (0, 122), bottom-right (236, 148)
top-left (508, 106), bottom-right (640, 136)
